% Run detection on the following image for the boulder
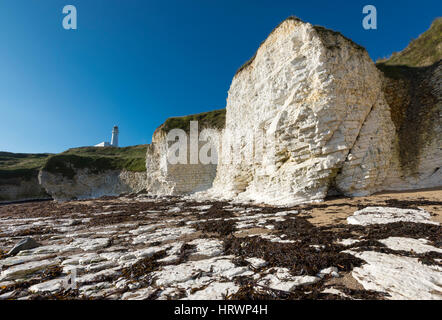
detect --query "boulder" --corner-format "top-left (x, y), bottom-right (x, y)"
top-left (8, 237), bottom-right (41, 256)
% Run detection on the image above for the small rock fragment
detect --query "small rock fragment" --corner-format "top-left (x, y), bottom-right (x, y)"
top-left (8, 238), bottom-right (41, 256)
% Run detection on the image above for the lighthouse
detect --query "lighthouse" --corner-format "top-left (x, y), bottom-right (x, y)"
top-left (94, 125), bottom-right (119, 147)
top-left (111, 126), bottom-right (119, 147)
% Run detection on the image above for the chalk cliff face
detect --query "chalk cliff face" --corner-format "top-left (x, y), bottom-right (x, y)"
top-left (196, 18), bottom-right (392, 205)
top-left (192, 17), bottom-right (441, 205)
top-left (0, 152), bottom-right (51, 203)
top-left (36, 145), bottom-right (147, 201)
top-left (145, 118), bottom-right (222, 195)
top-left (143, 17), bottom-right (440, 205)
top-left (39, 169), bottom-right (146, 201)
top-left (379, 61), bottom-right (441, 191)
top-left (0, 177), bottom-right (49, 203)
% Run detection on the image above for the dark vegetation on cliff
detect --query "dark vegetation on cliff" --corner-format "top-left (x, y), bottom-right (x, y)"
top-left (0, 152), bottom-right (52, 182)
top-left (1, 145), bottom-right (147, 184)
top-left (377, 17), bottom-right (441, 68)
top-left (158, 108), bottom-right (226, 134)
top-left (42, 145), bottom-right (147, 179)
top-left (376, 17), bottom-right (441, 175)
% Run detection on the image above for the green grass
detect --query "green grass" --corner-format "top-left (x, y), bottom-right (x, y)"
top-left (42, 145), bottom-right (147, 179)
top-left (159, 108), bottom-right (226, 133)
top-left (0, 152), bottom-right (52, 181)
top-left (377, 17), bottom-right (441, 67)
top-left (0, 145), bottom-right (147, 184)
top-left (1, 145), bottom-right (147, 182)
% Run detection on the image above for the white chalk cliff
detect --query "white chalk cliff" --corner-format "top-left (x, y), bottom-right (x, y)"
top-left (146, 122), bottom-right (222, 195)
top-left (146, 17), bottom-right (441, 206)
top-left (203, 17), bottom-right (395, 205)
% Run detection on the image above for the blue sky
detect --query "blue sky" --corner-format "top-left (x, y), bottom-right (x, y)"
top-left (0, 0), bottom-right (440, 153)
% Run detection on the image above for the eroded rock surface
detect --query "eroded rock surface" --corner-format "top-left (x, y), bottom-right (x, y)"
top-left (0, 177), bottom-right (50, 203)
top-left (146, 118), bottom-right (222, 196)
top-left (187, 18), bottom-right (440, 206)
top-left (0, 191), bottom-right (440, 300)
top-left (39, 169), bottom-right (146, 201)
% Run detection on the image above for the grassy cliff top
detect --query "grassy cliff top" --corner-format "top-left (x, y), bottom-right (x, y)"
top-left (0, 152), bottom-right (52, 180)
top-left (42, 145), bottom-right (147, 179)
top-left (1, 145), bottom-right (147, 181)
top-left (158, 108), bottom-right (226, 134)
top-left (377, 17), bottom-right (441, 67)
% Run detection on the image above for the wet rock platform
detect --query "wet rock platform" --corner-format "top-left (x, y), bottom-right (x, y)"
top-left (0, 190), bottom-right (441, 300)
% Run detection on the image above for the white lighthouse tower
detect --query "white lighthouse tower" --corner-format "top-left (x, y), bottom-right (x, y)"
top-left (95, 125), bottom-right (119, 147)
top-left (111, 126), bottom-right (119, 147)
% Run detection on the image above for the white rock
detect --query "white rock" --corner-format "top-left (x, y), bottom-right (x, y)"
top-left (191, 205), bottom-right (213, 211)
top-left (347, 207), bottom-right (438, 226)
top-left (128, 283), bottom-right (141, 290)
top-left (18, 244), bottom-right (64, 255)
top-left (70, 238), bottom-right (111, 251)
top-left (184, 282), bottom-right (239, 300)
top-left (78, 253), bottom-right (107, 265)
top-left (259, 234), bottom-right (296, 244)
top-left (275, 211), bottom-right (298, 216)
top-left (317, 267), bottom-right (339, 278)
top-left (132, 226), bottom-right (195, 245)
top-left (134, 246), bottom-right (165, 259)
top-left (338, 239), bottom-right (361, 246)
top-left (118, 253), bottom-right (136, 262)
top-left (114, 278), bottom-right (129, 289)
top-left (259, 272), bottom-right (319, 292)
top-left (0, 291), bottom-right (16, 300)
top-left (129, 224), bottom-right (160, 235)
top-left (86, 261), bottom-right (118, 273)
top-left (257, 267), bottom-right (320, 292)
top-left (75, 267), bottom-right (120, 284)
top-left (79, 282), bottom-right (112, 294)
top-left (153, 256), bottom-right (248, 287)
top-left (0, 259), bottom-right (59, 281)
top-left (0, 254), bottom-right (52, 268)
top-left (245, 257), bottom-right (268, 269)
top-left (29, 279), bottom-right (65, 293)
top-left (99, 251), bottom-right (125, 262)
top-left (348, 250), bottom-right (442, 300)
top-left (322, 287), bottom-right (350, 298)
top-left (121, 287), bottom-right (157, 300)
top-left (378, 237), bottom-right (442, 254)
top-left (188, 238), bottom-right (223, 257)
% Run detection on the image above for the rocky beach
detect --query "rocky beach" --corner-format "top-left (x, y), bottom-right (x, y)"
top-left (1, 10), bottom-right (441, 303)
top-left (0, 189), bottom-right (440, 300)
